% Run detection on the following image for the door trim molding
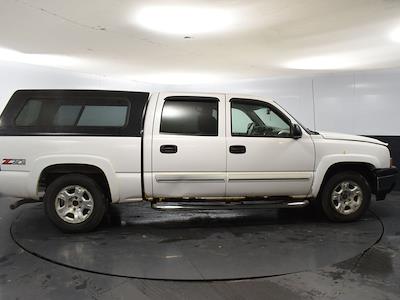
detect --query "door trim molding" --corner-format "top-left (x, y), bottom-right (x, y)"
top-left (155, 172), bottom-right (226, 183)
top-left (228, 172), bottom-right (312, 182)
top-left (154, 172), bottom-right (313, 183)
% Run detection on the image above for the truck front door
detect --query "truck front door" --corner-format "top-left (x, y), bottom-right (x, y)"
top-left (151, 93), bottom-right (226, 198)
top-left (226, 98), bottom-right (315, 197)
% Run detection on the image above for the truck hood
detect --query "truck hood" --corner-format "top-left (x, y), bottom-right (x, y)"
top-left (318, 131), bottom-right (388, 146)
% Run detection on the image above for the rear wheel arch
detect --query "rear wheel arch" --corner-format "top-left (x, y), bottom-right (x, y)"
top-left (44, 173), bottom-right (107, 232)
top-left (39, 164), bottom-right (112, 202)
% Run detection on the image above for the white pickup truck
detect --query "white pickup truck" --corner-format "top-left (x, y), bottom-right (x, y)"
top-left (0, 90), bottom-right (397, 232)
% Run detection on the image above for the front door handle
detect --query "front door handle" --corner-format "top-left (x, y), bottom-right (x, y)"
top-left (160, 144), bottom-right (178, 154)
top-left (229, 145), bottom-right (246, 154)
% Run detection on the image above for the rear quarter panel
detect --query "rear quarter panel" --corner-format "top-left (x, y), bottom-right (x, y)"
top-left (0, 136), bottom-right (141, 202)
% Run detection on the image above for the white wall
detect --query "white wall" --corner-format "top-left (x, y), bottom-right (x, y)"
top-left (0, 61), bottom-right (163, 113)
top-left (168, 69), bottom-right (400, 135)
top-left (1, 61), bottom-right (399, 135)
top-left (314, 70), bottom-right (400, 135)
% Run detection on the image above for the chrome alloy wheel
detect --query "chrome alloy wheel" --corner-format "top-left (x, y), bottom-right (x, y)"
top-left (331, 181), bottom-right (363, 215)
top-left (55, 185), bottom-right (94, 224)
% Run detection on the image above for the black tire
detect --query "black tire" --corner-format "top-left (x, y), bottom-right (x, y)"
top-left (320, 171), bottom-right (371, 222)
top-left (44, 174), bottom-right (107, 233)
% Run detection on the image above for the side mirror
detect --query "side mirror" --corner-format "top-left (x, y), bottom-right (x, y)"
top-left (292, 124), bottom-right (302, 139)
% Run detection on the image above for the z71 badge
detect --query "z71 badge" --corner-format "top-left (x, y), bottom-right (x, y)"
top-left (2, 158), bottom-right (26, 165)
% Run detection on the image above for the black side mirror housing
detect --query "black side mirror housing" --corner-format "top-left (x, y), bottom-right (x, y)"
top-left (292, 124), bottom-right (302, 139)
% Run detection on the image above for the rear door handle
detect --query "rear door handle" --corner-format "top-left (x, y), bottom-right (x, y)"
top-left (229, 145), bottom-right (246, 154)
top-left (160, 145), bottom-right (178, 154)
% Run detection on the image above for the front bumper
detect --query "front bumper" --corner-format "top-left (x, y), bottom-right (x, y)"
top-left (374, 167), bottom-right (398, 200)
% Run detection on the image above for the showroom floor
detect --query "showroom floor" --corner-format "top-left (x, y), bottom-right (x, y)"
top-left (1, 193), bottom-right (399, 299)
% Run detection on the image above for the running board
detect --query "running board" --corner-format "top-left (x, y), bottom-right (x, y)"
top-left (151, 200), bottom-right (310, 210)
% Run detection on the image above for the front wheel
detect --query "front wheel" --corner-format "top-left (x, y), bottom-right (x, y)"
top-left (320, 171), bottom-right (371, 222)
top-left (44, 174), bottom-right (107, 233)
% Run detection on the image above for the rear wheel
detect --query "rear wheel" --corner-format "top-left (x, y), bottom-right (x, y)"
top-left (320, 171), bottom-right (371, 222)
top-left (44, 174), bottom-right (106, 233)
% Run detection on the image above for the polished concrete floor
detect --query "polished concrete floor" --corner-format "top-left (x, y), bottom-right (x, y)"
top-left (1, 193), bottom-right (400, 299)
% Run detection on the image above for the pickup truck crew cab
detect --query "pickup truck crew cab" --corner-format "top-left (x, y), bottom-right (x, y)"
top-left (0, 90), bottom-right (397, 232)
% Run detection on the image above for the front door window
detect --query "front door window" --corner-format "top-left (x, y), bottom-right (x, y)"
top-left (231, 100), bottom-right (291, 137)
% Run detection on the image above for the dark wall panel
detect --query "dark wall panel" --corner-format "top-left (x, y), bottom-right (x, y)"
top-left (368, 136), bottom-right (400, 191)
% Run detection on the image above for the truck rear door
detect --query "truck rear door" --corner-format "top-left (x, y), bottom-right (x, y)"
top-left (151, 93), bottom-right (226, 198)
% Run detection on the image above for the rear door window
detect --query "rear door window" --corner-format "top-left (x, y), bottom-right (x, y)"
top-left (160, 97), bottom-right (218, 136)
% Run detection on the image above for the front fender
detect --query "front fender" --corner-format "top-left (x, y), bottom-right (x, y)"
top-left (311, 154), bottom-right (379, 197)
top-left (28, 154), bottom-right (119, 201)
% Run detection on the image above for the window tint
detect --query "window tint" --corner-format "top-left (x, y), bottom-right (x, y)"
top-left (54, 105), bottom-right (82, 126)
top-left (15, 99), bottom-right (42, 126)
top-left (77, 106), bottom-right (128, 127)
top-left (160, 97), bottom-right (218, 136)
top-left (15, 99), bottom-right (129, 128)
top-left (231, 100), bottom-right (291, 137)
top-left (0, 90), bottom-right (149, 137)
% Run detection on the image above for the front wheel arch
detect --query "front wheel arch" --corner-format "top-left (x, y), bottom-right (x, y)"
top-left (319, 171), bottom-right (371, 222)
top-left (317, 162), bottom-right (376, 198)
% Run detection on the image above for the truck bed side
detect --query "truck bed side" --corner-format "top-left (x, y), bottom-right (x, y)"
top-left (0, 90), bottom-right (149, 202)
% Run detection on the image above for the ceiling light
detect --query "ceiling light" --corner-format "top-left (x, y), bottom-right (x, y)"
top-left (135, 6), bottom-right (235, 35)
top-left (389, 27), bottom-right (400, 43)
top-left (0, 47), bottom-right (79, 67)
top-left (131, 72), bottom-right (223, 85)
top-left (285, 55), bottom-right (355, 70)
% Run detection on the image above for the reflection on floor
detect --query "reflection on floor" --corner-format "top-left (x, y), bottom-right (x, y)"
top-left (1, 193), bottom-right (399, 299)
